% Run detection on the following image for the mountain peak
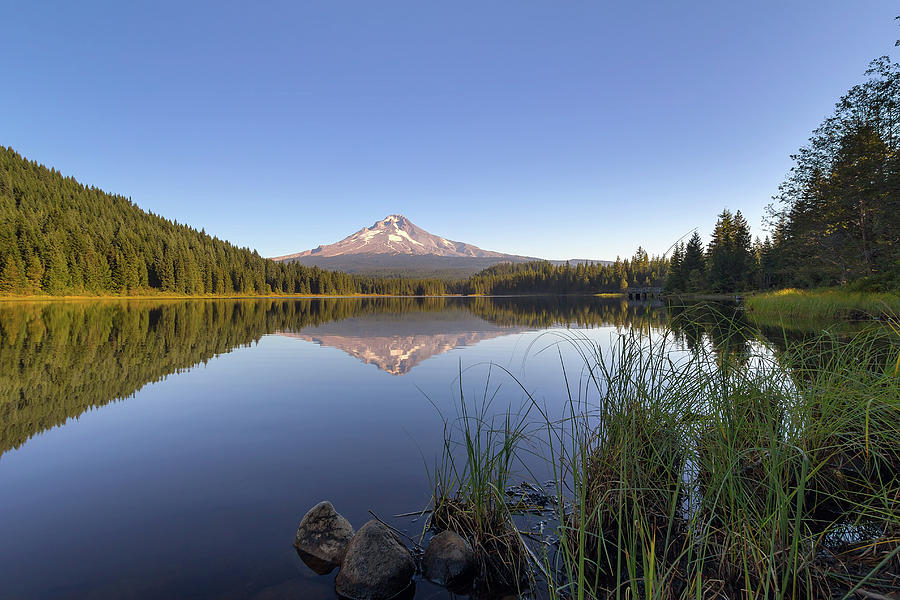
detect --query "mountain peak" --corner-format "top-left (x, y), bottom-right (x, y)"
top-left (272, 215), bottom-right (514, 260)
top-left (373, 214), bottom-right (408, 229)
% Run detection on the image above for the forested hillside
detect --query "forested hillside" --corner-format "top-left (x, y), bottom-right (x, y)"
top-left (0, 145), bottom-right (671, 298)
top-left (0, 146), bottom-right (447, 297)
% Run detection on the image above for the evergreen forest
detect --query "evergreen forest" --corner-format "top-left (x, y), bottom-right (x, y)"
top-left (0, 147), bottom-right (447, 297)
top-left (667, 57), bottom-right (900, 294)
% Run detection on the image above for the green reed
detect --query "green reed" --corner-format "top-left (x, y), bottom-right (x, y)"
top-left (746, 288), bottom-right (900, 327)
top-left (426, 312), bottom-right (899, 599)
top-left (425, 363), bottom-right (535, 595)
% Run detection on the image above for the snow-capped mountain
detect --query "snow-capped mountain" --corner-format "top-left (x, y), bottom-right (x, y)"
top-left (272, 214), bottom-right (516, 261)
top-left (270, 214), bottom-right (609, 277)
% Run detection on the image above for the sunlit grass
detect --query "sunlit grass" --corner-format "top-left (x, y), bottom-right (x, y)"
top-left (746, 288), bottom-right (900, 327)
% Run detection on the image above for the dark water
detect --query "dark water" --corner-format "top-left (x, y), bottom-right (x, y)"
top-left (0, 296), bottom-right (739, 599)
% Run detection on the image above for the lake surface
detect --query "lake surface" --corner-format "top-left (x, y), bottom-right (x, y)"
top-left (1, 296), bottom-right (746, 599)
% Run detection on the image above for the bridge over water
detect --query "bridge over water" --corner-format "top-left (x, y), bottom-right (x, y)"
top-left (626, 286), bottom-right (662, 300)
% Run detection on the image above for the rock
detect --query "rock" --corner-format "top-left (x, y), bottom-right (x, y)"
top-left (293, 501), bottom-right (354, 574)
top-left (422, 530), bottom-right (476, 587)
top-left (297, 550), bottom-right (338, 576)
top-left (335, 520), bottom-right (415, 600)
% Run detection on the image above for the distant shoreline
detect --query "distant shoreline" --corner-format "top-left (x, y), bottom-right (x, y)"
top-left (0, 293), bottom-right (452, 302)
top-left (0, 291), bottom-right (630, 303)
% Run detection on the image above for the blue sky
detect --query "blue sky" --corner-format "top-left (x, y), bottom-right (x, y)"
top-left (3, 2), bottom-right (898, 260)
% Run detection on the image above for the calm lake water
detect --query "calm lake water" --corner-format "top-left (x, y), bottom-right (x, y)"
top-left (1, 296), bottom-right (750, 599)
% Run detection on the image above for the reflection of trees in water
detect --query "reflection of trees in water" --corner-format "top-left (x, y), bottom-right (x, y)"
top-left (468, 296), bottom-right (668, 330)
top-left (667, 302), bottom-right (757, 372)
top-left (666, 301), bottom-right (898, 382)
top-left (1, 300), bottom-right (272, 456)
top-left (12, 296), bottom-right (878, 459)
top-left (0, 297), bottom-right (669, 457)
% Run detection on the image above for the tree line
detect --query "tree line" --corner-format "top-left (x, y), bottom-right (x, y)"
top-left (458, 249), bottom-right (667, 295)
top-left (0, 146), bottom-right (448, 297)
top-left (667, 55), bottom-right (900, 294)
top-left (766, 56), bottom-right (899, 290)
top-left (0, 144), bottom-right (672, 298)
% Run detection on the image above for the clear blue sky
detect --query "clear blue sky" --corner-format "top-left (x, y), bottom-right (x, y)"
top-left (3, 2), bottom-right (897, 260)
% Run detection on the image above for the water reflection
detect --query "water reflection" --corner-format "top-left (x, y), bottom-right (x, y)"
top-left (278, 309), bottom-right (526, 375)
top-left (5, 295), bottom-right (878, 461)
top-left (0, 296), bottom-right (665, 457)
top-left (1, 296), bottom-right (892, 600)
top-left (667, 301), bottom-right (756, 372)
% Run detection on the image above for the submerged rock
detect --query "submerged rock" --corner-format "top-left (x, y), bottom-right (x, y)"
top-left (293, 501), bottom-right (354, 574)
top-left (422, 530), bottom-right (476, 587)
top-left (335, 520), bottom-right (415, 600)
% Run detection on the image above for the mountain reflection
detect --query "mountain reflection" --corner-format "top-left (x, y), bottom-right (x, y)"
top-left (0, 296), bottom-right (664, 457)
top-left (278, 309), bottom-right (527, 374)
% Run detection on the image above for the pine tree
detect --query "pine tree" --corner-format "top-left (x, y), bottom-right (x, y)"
top-left (665, 242), bottom-right (684, 292)
top-left (733, 211), bottom-right (753, 289)
top-left (769, 57), bottom-right (900, 288)
top-left (42, 246), bottom-right (69, 295)
top-left (707, 209), bottom-right (735, 292)
top-left (25, 254), bottom-right (44, 293)
top-left (682, 233), bottom-right (706, 292)
top-left (0, 254), bottom-right (23, 294)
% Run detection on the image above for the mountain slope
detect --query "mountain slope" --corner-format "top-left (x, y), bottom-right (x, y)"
top-left (271, 214), bottom-right (541, 277)
top-left (273, 214), bottom-right (527, 260)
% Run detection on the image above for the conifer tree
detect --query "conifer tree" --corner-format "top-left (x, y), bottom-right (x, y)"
top-left (0, 254), bottom-right (23, 294)
top-left (681, 232), bottom-right (706, 292)
top-left (769, 57), bottom-right (900, 288)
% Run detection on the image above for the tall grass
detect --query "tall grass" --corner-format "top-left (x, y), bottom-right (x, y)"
top-left (426, 364), bottom-right (534, 596)
top-left (542, 329), bottom-right (699, 600)
top-left (746, 288), bottom-right (900, 327)
top-left (426, 316), bottom-right (899, 599)
top-left (554, 325), bottom-right (898, 599)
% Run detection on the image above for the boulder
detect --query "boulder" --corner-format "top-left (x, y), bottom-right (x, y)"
top-left (293, 501), bottom-right (354, 574)
top-left (335, 520), bottom-right (415, 600)
top-left (422, 530), bottom-right (476, 587)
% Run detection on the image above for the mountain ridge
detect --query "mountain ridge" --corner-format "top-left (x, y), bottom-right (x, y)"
top-left (271, 214), bottom-right (610, 277)
top-left (272, 214), bottom-right (529, 261)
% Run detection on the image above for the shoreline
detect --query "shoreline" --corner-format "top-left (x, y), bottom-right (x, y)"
top-left (0, 293), bottom-right (468, 303)
top-left (0, 292), bottom-right (629, 303)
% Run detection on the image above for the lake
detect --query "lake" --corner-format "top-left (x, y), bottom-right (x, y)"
top-left (0, 296), bottom-right (756, 599)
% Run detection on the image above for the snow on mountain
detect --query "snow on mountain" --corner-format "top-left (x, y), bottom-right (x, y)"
top-left (271, 214), bottom-right (515, 261)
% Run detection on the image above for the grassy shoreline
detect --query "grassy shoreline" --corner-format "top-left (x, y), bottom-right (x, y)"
top-left (746, 288), bottom-right (900, 325)
top-left (663, 292), bottom-right (749, 301)
top-left (0, 291), bottom-right (630, 303)
top-left (424, 323), bottom-right (900, 599)
top-left (0, 292), bottom-right (472, 303)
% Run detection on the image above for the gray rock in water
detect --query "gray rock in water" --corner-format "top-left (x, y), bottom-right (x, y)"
top-left (422, 530), bottom-right (476, 587)
top-left (293, 501), bottom-right (354, 574)
top-left (335, 520), bottom-right (415, 600)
